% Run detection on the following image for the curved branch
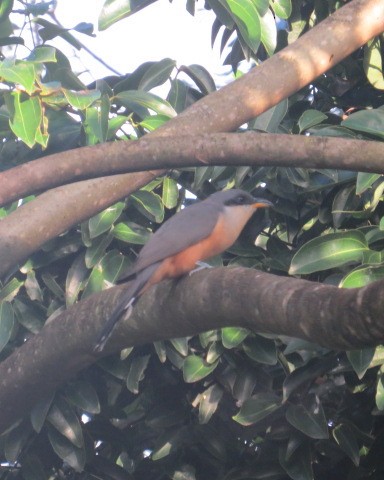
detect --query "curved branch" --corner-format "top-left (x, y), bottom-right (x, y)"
top-left (0, 0), bottom-right (382, 277)
top-left (0, 266), bottom-right (383, 433)
top-left (1, 133), bottom-right (384, 206)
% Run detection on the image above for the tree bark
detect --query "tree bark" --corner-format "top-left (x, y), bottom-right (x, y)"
top-left (1, 133), bottom-right (384, 207)
top-left (0, 0), bottom-right (383, 276)
top-left (0, 266), bottom-right (383, 433)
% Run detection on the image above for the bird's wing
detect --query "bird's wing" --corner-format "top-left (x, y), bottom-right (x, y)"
top-left (119, 201), bottom-right (221, 280)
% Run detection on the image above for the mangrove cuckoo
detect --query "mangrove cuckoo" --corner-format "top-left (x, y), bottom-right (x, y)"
top-left (94, 189), bottom-right (273, 352)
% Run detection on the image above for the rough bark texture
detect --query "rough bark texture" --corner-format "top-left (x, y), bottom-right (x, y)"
top-left (0, 267), bottom-right (384, 433)
top-left (2, 133), bottom-right (384, 206)
top-left (0, 0), bottom-right (383, 277)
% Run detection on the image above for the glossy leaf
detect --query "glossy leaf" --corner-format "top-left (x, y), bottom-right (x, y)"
top-left (198, 384), bottom-right (224, 424)
top-left (47, 426), bottom-right (86, 472)
top-left (47, 396), bottom-right (84, 448)
top-left (99, 0), bottom-right (159, 30)
top-left (279, 443), bottom-right (314, 480)
top-left (340, 265), bottom-right (384, 288)
top-left (85, 231), bottom-right (114, 268)
top-left (222, 327), bottom-right (249, 348)
top-left (183, 355), bottom-right (219, 382)
top-left (260, 9), bottom-right (277, 57)
top-left (65, 380), bottom-right (101, 414)
top-left (356, 172), bottom-right (381, 195)
top-left (65, 254), bottom-right (88, 306)
top-left (0, 277), bottom-right (23, 302)
top-left (88, 202), bottom-right (125, 238)
top-left (30, 393), bottom-right (55, 434)
top-left (364, 37), bottom-right (384, 89)
top-left (139, 57), bottom-right (176, 91)
top-left (5, 422), bottom-right (32, 463)
top-left (162, 177), bottom-right (179, 209)
top-left (0, 59), bottom-right (36, 94)
top-left (85, 94), bottom-right (110, 143)
top-left (0, 302), bottom-right (14, 352)
top-left (131, 190), bottom-right (164, 223)
top-left (347, 348), bottom-right (375, 379)
top-left (342, 109), bottom-right (384, 139)
top-left (271, 0), bottom-right (292, 19)
top-left (115, 90), bottom-right (176, 118)
top-left (233, 394), bottom-right (280, 426)
top-left (286, 400), bottom-right (329, 439)
top-left (0, 0), bottom-right (13, 22)
top-left (376, 369), bottom-right (384, 410)
top-left (179, 64), bottom-right (216, 94)
top-left (26, 46), bottom-right (57, 63)
top-left (289, 231), bottom-right (368, 275)
top-left (113, 221), bottom-right (150, 244)
top-left (333, 424), bottom-right (360, 466)
top-left (63, 89), bottom-right (101, 110)
top-left (225, 0), bottom-right (261, 53)
top-left (251, 98), bottom-right (288, 132)
top-left (243, 335), bottom-right (277, 365)
top-left (126, 354), bottom-right (151, 393)
top-left (140, 113), bottom-right (170, 131)
top-left (8, 93), bottom-right (46, 148)
top-left (298, 110), bottom-right (327, 133)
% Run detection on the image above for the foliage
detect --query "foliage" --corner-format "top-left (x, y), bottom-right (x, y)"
top-left (1, 1), bottom-right (384, 479)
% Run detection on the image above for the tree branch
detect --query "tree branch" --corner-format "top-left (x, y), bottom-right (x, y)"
top-left (1, 266), bottom-right (383, 433)
top-left (2, 133), bottom-right (384, 206)
top-left (1, 0), bottom-right (383, 277)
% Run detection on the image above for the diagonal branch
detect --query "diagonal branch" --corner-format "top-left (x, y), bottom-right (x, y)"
top-left (0, 0), bottom-right (383, 278)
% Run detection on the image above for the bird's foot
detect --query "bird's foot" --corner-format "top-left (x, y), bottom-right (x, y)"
top-left (189, 261), bottom-right (213, 276)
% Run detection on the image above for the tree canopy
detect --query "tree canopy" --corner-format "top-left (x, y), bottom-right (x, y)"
top-left (2, 0), bottom-right (384, 479)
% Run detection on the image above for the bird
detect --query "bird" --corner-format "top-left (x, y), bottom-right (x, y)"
top-left (94, 189), bottom-right (273, 352)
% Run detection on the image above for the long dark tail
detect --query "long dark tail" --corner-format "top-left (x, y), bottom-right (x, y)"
top-left (93, 264), bottom-right (159, 352)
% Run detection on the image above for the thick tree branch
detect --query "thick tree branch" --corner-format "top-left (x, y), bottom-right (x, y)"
top-left (1, 133), bottom-right (384, 206)
top-left (1, 266), bottom-right (383, 433)
top-left (0, 0), bottom-right (383, 277)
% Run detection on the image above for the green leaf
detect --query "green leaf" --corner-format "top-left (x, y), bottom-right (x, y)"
top-left (333, 424), bottom-right (360, 466)
top-left (233, 393), bottom-right (280, 426)
top-left (364, 37), bottom-right (384, 89)
top-left (88, 202), bottom-right (125, 238)
top-left (252, 0), bottom-right (269, 15)
top-left (170, 337), bottom-right (189, 356)
top-left (167, 78), bottom-right (188, 113)
top-left (5, 422), bottom-right (32, 463)
top-left (8, 93), bottom-right (46, 148)
top-left (0, 0), bottom-right (13, 22)
top-left (347, 348), bottom-right (375, 379)
top-left (279, 443), bottom-right (313, 480)
top-left (162, 177), bottom-right (179, 209)
top-left (289, 231), bottom-right (368, 275)
top-left (65, 254), bottom-right (88, 306)
top-left (85, 94), bottom-right (110, 143)
top-left (271, 0), bottom-right (292, 19)
top-left (0, 302), bottom-right (14, 352)
top-left (65, 380), bottom-right (101, 414)
top-left (63, 89), bottom-right (101, 110)
top-left (251, 99), bottom-right (288, 133)
top-left (30, 393), bottom-right (55, 433)
top-left (179, 64), bottom-right (216, 94)
top-left (126, 354), bottom-right (151, 393)
top-left (140, 113), bottom-right (170, 131)
top-left (298, 110), bottom-right (328, 133)
top-left (131, 190), bottom-right (164, 223)
top-left (356, 172), bottom-right (381, 195)
top-left (139, 58), bottom-right (176, 91)
top-left (0, 59), bottom-right (36, 94)
top-left (0, 277), bottom-right (23, 302)
top-left (47, 426), bottom-right (86, 472)
top-left (99, 0), bottom-right (159, 30)
top-left (342, 109), bottom-right (384, 139)
top-left (85, 231), bottom-right (114, 268)
top-left (113, 221), bottom-right (150, 244)
top-left (26, 46), bottom-right (57, 63)
top-left (340, 265), bottom-right (384, 288)
top-left (260, 9), bottom-right (277, 57)
top-left (115, 90), bottom-right (176, 118)
top-left (47, 396), bottom-right (84, 448)
top-left (222, 327), bottom-right (249, 348)
top-left (224, 0), bottom-right (261, 53)
top-left (198, 384), bottom-right (224, 424)
top-left (376, 368), bottom-right (384, 410)
top-left (286, 400), bottom-right (329, 439)
top-left (183, 355), bottom-right (219, 382)
top-left (243, 335), bottom-right (277, 365)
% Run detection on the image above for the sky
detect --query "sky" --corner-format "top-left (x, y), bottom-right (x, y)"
top-left (52, 0), bottom-right (229, 84)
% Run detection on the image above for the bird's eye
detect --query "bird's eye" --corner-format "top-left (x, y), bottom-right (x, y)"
top-left (236, 195), bottom-right (246, 204)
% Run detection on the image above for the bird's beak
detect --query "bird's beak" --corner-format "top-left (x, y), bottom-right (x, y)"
top-left (251, 198), bottom-right (274, 209)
